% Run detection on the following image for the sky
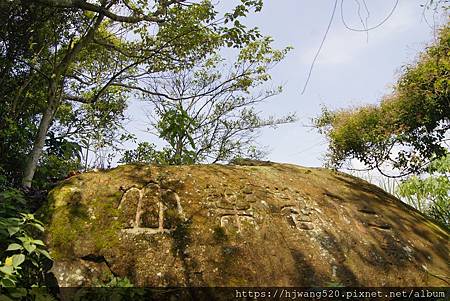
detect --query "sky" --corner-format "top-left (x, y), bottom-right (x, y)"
top-left (124, 0), bottom-right (448, 169)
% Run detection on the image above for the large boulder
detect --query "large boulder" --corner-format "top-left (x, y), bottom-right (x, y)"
top-left (43, 163), bottom-right (449, 287)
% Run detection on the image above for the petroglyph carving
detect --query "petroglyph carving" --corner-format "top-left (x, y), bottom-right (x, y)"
top-left (281, 205), bottom-right (315, 231)
top-left (207, 188), bottom-right (258, 232)
top-left (218, 211), bottom-right (257, 233)
top-left (118, 183), bottom-right (185, 235)
top-left (161, 189), bottom-right (186, 221)
top-left (206, 184), bottom-right (319, 232)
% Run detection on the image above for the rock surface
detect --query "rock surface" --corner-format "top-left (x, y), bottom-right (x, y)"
top-left (43, 163), bottom-right (449, 287)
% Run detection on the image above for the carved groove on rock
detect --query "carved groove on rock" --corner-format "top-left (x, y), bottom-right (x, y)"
top-left (280, 204), bottom-right (315, 231)
top-left (118, 184), bottom-right (186, 235)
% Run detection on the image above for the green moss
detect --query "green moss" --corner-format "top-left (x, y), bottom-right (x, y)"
top-left (89, 198), bottom-right (122, 250)
top-left (51, 185), bottom-right (80, 207)
top-left (112, 191), bottom-right (123, 204)
top-left (92, 220), bottom-right (122, 250)
top-left (47, 190), bottom-right (124, 258)
top-left (43, 184), bottom-right (83, 221)
top-left (48, 208), bottom-right (85, 259)
top-left (227, 276), bottom-right (248, 286)
top-left (68, 198), bottom-right (89, 220)
top-left (95, 198), bottom-right (121, 218)
top-left (221, 245), bottom-right (239, 258)
top-left (218, 245), bottom-right (240, 277)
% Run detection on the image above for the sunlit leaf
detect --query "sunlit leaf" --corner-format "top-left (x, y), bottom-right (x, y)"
top-left (12, 254), bottom-right (25, 267)
top-left (6, 243), bottom-right (23, 251)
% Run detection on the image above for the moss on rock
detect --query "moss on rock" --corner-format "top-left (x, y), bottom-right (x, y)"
top-left (43, 163), bottom-right (449, 287)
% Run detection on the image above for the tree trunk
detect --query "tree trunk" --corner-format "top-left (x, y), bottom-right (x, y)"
top-left (21, 81), bottom-right (59, 189)
top-left (21, 12), bottom-right (105, 188)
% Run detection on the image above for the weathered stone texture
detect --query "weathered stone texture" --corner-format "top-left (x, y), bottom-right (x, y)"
top-left (43, 163), bottom-right (449, 287)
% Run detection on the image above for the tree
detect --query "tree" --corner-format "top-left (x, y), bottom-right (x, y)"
top-left (0, 2), bottom-right (66, 188)
top-left (2, 0), bottom-right (267, 188)
top-left (121, 37), bottom-right (295, 165)
top-left (397, 153), bottom-right (449, 227)
top-left (51, 91), bottom-right (131, 171)
top-left (315, 24), bottom-right (449, 225)
top-left (0, 2), bottom-right (127, 188)
top-left (315, 25), bottom-right (449, 177)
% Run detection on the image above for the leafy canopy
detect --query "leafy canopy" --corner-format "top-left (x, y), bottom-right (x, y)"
top-left (1, 0), bottom-right (271, 188)
top-left (315, 25), bottom-right (449, 177)
top-left (397, 153), bottom-right (449, 227)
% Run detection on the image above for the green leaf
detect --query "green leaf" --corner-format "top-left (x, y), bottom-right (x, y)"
top-left (6, 288), bottom-right (28, 298)
top-left (12, 254), bottom-right (25, 267)
top-left (6, 243), bottom-right (23, 251)
top-left (32, 239), bottom-right (45, 246)
top-left (0, 278), bottom-right (16, 288)
top-left (37, 249), bottom-right (52, 260)
top-left (29, 258), bottom-right (39, 267)
top-left (23, 242), bottom-right (36, 254)
top-left (7, 226), bottom-right (20, 236)
top-left (0, 265), bottom-right (14, 276)
top-left (30, 222), bottom-right (45, 232)
top-left (0, 294), bottom-right (14, 300)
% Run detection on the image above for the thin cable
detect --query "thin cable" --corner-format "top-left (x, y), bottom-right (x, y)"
top-left (362, 0), bottom-right (371, 27)
top-left (421, 0), bottom-right (434, 30)
top-left (295, 140), bottom-right (327, 155)
top-left (361, 0), bottom-right (370, 42)
top-left (356, 0), bottom-right (371, 42)
top-left (354, 0), bottom-right (369, 41)
top-left (340, 0), bottom-right (399, 32)
top-left (301, 0), bottom-right (338, 95)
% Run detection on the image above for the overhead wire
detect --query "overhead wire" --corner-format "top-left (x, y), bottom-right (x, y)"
top-left (340, 0), bottom-right (399, 32)
top-left (354, 0), bottom-right (369, 42)
top-left (301, 0), bottom-right (399, 94)
top-left (301, 0), bottom-right (338, 95)
top-left (294, 140), bottom-right (328, 155)
top-left (361, 0), bottom-right (371, 27)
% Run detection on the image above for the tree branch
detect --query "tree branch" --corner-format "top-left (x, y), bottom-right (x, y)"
top-left (33, 0), bottom-right (186, 24)
top-left (63, 94), bottom-right (91, 103)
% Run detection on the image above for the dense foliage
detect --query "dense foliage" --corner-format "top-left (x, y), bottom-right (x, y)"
top-left (2, 0), bottom-right (446, 292)
top-left (315, 24), bottom-right (449, 225)
top-left (315, 25), bottom-right (449, 177)
top-left (0, 189), bottom-right (52, 288)
top-left (0, 0), bottom-right (287, 292)
top-left (1, 0), bottom-right (270, 189)
top-left (397, 153), bottom-right (449, 227)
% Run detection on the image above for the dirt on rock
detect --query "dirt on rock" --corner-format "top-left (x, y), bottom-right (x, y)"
top-left (42, 163), bottom-right (449, 287)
